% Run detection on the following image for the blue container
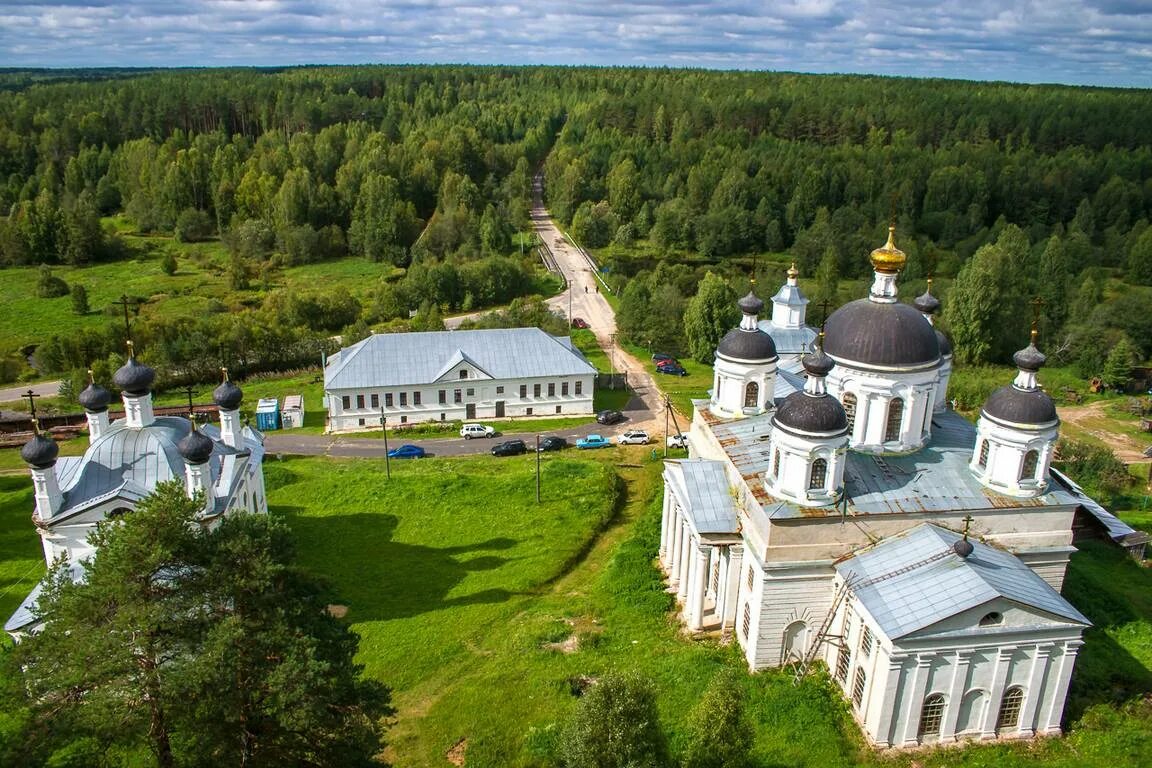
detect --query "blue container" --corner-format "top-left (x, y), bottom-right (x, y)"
top-left (255, 398), bottom-right (281, 430)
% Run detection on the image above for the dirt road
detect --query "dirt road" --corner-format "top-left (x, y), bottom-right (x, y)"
top-left (1058, 400), bottom-right (1151, 463)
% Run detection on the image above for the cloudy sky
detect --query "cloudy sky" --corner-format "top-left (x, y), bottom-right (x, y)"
top-left (1, 1), bottom-right (1150, 88)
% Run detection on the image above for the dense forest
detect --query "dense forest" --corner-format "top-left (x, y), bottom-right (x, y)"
top-left (1, 66), bottom-right (1150, 388)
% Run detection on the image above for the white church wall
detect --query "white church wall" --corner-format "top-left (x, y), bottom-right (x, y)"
top-left (750, 563), bottom-right (833, 670)
top-left (828, 367), bottom-right (939, 453)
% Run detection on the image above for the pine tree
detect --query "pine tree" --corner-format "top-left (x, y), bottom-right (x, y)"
top-left (1102, 336), bottom-right (1137, 391)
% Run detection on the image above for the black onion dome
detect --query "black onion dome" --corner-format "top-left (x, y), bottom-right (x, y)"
top-left (952, 539), bottom-right (974, 558)
top-left (981, 385), bottom-right (1058, 426)
top-left (716, 328), bottom-right (778, 362)
top-left (213, 379), bottom-right (243, 410)
top-left (913, 290), bottom-right (941, 315)
top-left (1013, 344), bottom-right (1046, 372)
top-left (78, 381), bottom-right (112, 412)
top-left (936, 329), bottom-right (953, 358)
top-left (21, 433), bottom-right (59, 468)
top-left (802, 347), bottom-right (834, 377)
top-left (774, 392), bottom-right (849, 436)
top-left (113, 357), bottom-right (156, 395)
top-left (823, 299), bottom-right (941, 370)
top-left (738, 291), bottom-right (764, 316)
top-left (177, 427), bottom-right (215, 465)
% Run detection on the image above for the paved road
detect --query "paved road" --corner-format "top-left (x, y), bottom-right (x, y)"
top-left (0, 380), bottom-right (63, 404)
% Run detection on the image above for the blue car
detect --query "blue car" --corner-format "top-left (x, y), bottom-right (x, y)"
top-left (387, 444), bottom-right (425, 459)
top-left (576, 434), bottom-right (611, 449)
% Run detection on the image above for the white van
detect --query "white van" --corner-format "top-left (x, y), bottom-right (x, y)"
top-left (460, 423), bottom-right (496, 439)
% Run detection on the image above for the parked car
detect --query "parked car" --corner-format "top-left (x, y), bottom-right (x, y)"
top-left (596, 409), bottom-right (625, 425)
top-left (617, 430), bottom-right (650, 445)
top-left (571, 317), bottom-right (590, 329)
top-left (538, 436), bottom-right (568, 452)
top-left (460, 423), bottom-right (496, 439)
top-left (576, 434), bottom-right (611, 449)
top-left (656, 362), bottom-right (688, 376)
top-left (652, 353), bottom-right (677, 363)
top-left (491, 439), bottom-right (528, 457)
top-left (667, 433), bottom-right (688, 449)
top-left (387, 444), bottom-right (425, 459)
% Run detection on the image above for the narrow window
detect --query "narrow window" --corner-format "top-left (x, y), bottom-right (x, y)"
top-left (534, 383), bottom-right (541, 397)
top-left (439, 390), bottom-right (447, 405)
top-left (575, 381), bottom-right (583, 395)
top-left (385, 393), bottom-right (393, 408)
top-left (370, 393), bottom-right (379, 409)
top-left (1020, 449), bottom-right (1039, 481)
top-left (399, 392), bottom-right (407, 406)
top-left (520, 384), bottom-right (528, 398)
top-left (356, 394), bottom-right (365, 409)
top-left (996, 687), bottom-right (1025, 731)
top-left (772, 449), bottom-right (781, 479)
top-left (413, 391), bottom-right (421, 406)
top-left (555, 406), bottom-right (562, 414)
top-left (548, 383), bottom-right (555, 397)
top-left (885, 397), bottom-right (904, 442)
top-left (745, 381), bottom-right (759, 408)
top-left (459, 370), bottom-right (468, 379)
top-left (358, 418), bottom-right (365, 426)
top-left (747, 566), bottom-right (755, 591)
top-left (852, 668), bottom-right (867, 709)
top-left (809, 458), bottom-right (828, 490)
top-left (562, 382), bottom-right (569, 396)
top-left (919, 694), bottom-right (946, 740)
top-left (526, 407), bottom-right (533, 416)
top-left (496, 386), bottom-right (504, 395)
top-left (400, 415), bottom-right (407, 424)
top-left (341, 395), bottom-right (350, 409)
top-left (842, 392), bottom-right (857, 433)
top-left (742, 604), bottom-right (751, 638)
top-left (454, 389), bottom-right (462, 403)
top-left (835, 647), bottom-right (851, 684)
top-left (978, 440), bottom-right (990, 469)
top-left (859, 626), bottom-right (874, 658)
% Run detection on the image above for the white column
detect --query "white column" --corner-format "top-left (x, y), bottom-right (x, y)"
top-left (1040, 640), bottom-right (1081, 734)
top-left (1017, 645), bottom-right (1051, 737)
top-left (722, 544), bottom-right (744, 630)
top-left (714, 546), bottom-right (730, 623)
top-left (940, 650), bottom-right (973, 742)
top-left (981, 647), bottom-right (1016, 738)
top-left (671, 516), bottom-right (686, 585)
top-left (687, 543), bottom-right (710, 631)
top-left (677, 527), bottom-right (693, 602)
top-left (870, 655), bottom-right (907, 748)
top-left (219, 408), bottom-right (242, 449)
top-left (659, 492), bottom-right (672, 563)
top-left (31, 467), bottom-right (63, 522)
top-left (900, 655), bottom-right (933, 746)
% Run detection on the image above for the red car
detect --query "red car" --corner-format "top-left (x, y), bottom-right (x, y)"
top-left (571, 317), bottom-right (590, 329)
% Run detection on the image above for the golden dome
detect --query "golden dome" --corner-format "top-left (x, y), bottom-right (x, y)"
top-left (787, 262), bottom-right (799, 280)
top-left (870, 226), bottom-right (906, 274)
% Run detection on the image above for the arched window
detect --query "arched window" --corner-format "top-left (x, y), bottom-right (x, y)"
top-left (783, 621), bottom-right (809, 664)
top-left (851, 667), bottom-right (867, 709)
top-left (834, 646), bottom-right (851, 684)
top-left (884, 397), bottom-right (904, 442)
top-left (809, 458), bottom-right (827, 489)
top-left (744, 381), bottom-right (759, 408)
top-left (996, 687), bottom-right (1025, 731)
top-left (742, 604), bottom-right (751, 638)
top-left (958, 689), bottom-right (987, 733)
top-left (1020, 449), bottom-right (1039, 481)
top-left (919, 694), bottom-right (947, 739)
top-left (978, 440), bottom-right (990, 469)
top-left (979, 612), bottom-right (1004, 627)
top-left (842, 392), bottom-right (857, 433)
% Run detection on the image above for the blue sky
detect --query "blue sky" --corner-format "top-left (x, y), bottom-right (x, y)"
top-left (1, 1), bottom-right (1150, 88)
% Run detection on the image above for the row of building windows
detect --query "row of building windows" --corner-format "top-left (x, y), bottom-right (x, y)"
top-left (840, 393), bottom-right (903, 442)
top-left (976, 440), bottom-right (1040, 481)
top-left (917, 687), bottom-right (1026, 739)
top-left (340, 381), bottom-right (585, 411)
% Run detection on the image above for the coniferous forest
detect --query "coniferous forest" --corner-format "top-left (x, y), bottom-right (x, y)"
top-left (0, 66), bottom-right (1150, 386)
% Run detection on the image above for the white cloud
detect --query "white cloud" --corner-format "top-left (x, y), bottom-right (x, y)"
top-left (0, 1), bottom-right (1148, 86)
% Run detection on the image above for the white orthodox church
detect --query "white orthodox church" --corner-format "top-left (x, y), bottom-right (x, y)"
top-left (660, 230), bottom-right (1143, 748)
top-left (5, 350), bottom-right (268, 638)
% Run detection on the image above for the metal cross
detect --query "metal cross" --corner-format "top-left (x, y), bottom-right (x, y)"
top-left (22, 389), bottom-right (41, 428)
top-left (112, 294), bottom-right (140, 342)
top-left (182, 385), bottom-right (197, 420)
top-left (819, 298), bottom-right (831, 326)
top-left (961, 514), bottom-right (975, 541)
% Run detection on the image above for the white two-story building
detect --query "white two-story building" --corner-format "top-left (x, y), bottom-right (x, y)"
top-left (323, 328), bottom-right (598, 432)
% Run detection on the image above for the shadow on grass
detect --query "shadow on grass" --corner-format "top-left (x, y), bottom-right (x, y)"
top-left (1062, 539), bottom-right (1152, 721)
top-left (283, 508), bottom-right (521, 622)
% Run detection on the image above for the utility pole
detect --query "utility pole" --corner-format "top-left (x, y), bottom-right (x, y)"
top-left (664, 395), bottom-right (670, 458)
top-left (535, 434), bottom-right (541, 503)
top-left (380, 406), bottom-right (391, 480)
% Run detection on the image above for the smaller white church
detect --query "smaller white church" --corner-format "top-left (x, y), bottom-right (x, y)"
top-left (660, 229), bottom-right (1141, 748)
top-left (5, 351), bottom-right (268, 639)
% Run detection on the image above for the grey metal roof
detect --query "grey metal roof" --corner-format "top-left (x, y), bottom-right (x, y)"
top-left (982, 385), bottom-right (1058, 427)
top-left (324, 329), bottom-right (597, 390)
top-left (696, 404), bottom-right (1078, 519)
top-left (4, 562), bottom-right (85, 633)
top-left (771, 282), bottom-right (808, 310)
top-left (759, 322), bottom-right (818, 356)
top-left (1051, 467), bottom-right (1150, 546)
top-left (665, 460), bottom-right (739, 534)
top-left (824, 299), bottom-right (941, 370)
top-left (716, 327), bottom-right (778, 363)
top-left (837, 524), bottom-right (1090, 639)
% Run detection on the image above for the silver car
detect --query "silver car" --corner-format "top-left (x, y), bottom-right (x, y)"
top-left (617, 430), bottom-right (650, 445)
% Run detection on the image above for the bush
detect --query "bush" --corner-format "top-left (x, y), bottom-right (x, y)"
top-left (1054, 438), bottom-right (1132, 503)
top-left (69, 284), bottom-right (89, 315)
top-left (160, 251), bottom-right (178, 275)
top-left (36, 265), bottom-right (69, 298)
top-left (681, 669), bottom-right (754, 768)
top-left (174, 208), bottom-right (214, 242)
top-left (559, 672), bottom-right (669, 768)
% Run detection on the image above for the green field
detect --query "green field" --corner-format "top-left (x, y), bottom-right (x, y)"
top-left (3, 448), bottom-right (1152, 767)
